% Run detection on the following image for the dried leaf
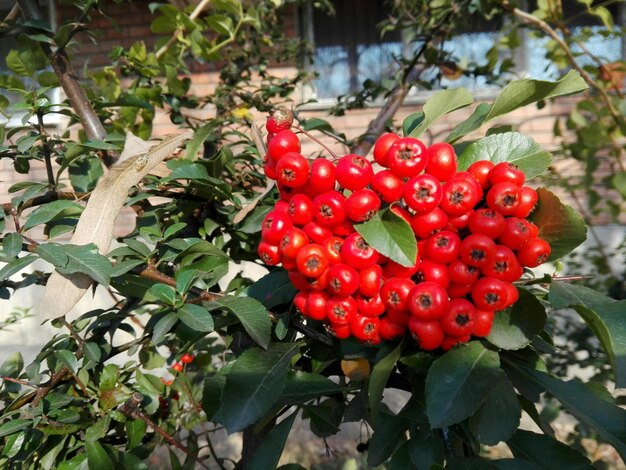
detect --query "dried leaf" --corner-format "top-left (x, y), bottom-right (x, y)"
top-left (40, 132), bottom-right (192, 319)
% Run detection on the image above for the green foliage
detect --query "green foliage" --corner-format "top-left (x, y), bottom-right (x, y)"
top-left (0, 0), bottom-right (625, 468)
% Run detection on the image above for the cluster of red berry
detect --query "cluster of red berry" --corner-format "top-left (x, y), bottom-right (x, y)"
top-left (171, 353), bottom-right (194, 373)
top-left (259, 111), bottom-right (550, 350)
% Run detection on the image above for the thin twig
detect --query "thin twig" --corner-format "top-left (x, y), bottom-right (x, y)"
top-left (37, 111), bottom-right (55, 187)
top-left (1, 4), bottom-right (20, 23)
top-left (206, 431), bottom-right (227, 470)
top-left (293, 125), bottom-right (339, 159)
top-left (16, 0), bottom-right (116, 167)
top-left (511, 7), bottom-right (624, 138)
top-left (1, 376), bottom-right (38, 388)
top-left (155, 0), bottom-right (213, 59)
top-left (119, 392), bottom-right (211, 469)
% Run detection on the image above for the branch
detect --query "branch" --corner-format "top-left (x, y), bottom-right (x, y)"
top-left (119, 392), bottom-right (211, 469)
top-left (155, 0), bottom-right (213, 59)
top-left (16, 0), bottom-right (117, 167)
top-left (510, 7), bottom-right (624, 139)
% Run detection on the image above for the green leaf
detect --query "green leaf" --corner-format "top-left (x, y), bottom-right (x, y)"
top-left (55, 350), bottom-right (79, 374)
top-left (215, 296), bottom-right (272, 349)
top-left (86, 439), bottom-right (115, 470)
top-left (37, 71), bottom-right (59, 87)
top-left (206, 14), bottom-right (234, 36)
top-left (304, 398), bottom-right (345, 437)
top-left (408, 421), bottom-right (444, 470)
top-left (2, 233), bottom-right (23, 258)
top-left (549, 282), bottom-right (626, 388)
top-left (0, 352), bottom-right (24, 379)
top-left (612, 172), bottom-right (626, 198)
top-left (165, 162), bottom-right (211, 181)
top-left (529, 188), bottom-right (587, 261)
top-left (247, 270), bottom-right (297, 309)
top-left (0, 255), bottom-right (37, 281)
top-left (355, 208), bottom-right (417, 268)
top-left (458, 132), bottom-right (551, 179)
top-left (485, 71), bottom-right (587, 122)
top-left (302, 117), bottom-right (334, 134)
top-left (512, 365), bottom-right (626, 461)
top-left (147, 283), bottom-right (177, 305)
top-left (507, 430), bottom-right (593, 469)
top-left (185, 122), bottom-right (218, 160)
top-left (487, 288), bottom-right (547, 350)
top-left (215, 343), bottom-right (300, 432)
top-left (249, 410), bottom-right (298, 470)
top-left (36, 243), bottom-right (112, 285)
top-left (69, 156), bottom-right (104, 193)
top-left (202, 368), bottom-right (229, 419)
top-left (405, 89), bottom-right (474, 137)
top-left (23, 201), bottom-right (84, 231)
top-left (0, 419), bottom-right (32, 438)
top-left (368, 414), bottom-right (408, 466)
top-left (178, 304), bottom-right (214, 332)
top-left (445, 103), bottom-right (491, 144)
top-left (175, 269), bottom-right (197, 294)
top-left (369, 342), bottom-right (403, 423)
top-left (280, 371), bottom-right (347, 404)
top-left (126, 419), bottom-right (147, 450)
top-left (469, 375), bottom-right (521, 445)
top-left (152, 313), bottom-right (178, 344)
top-left (425, 342), bottom-right (502, 428)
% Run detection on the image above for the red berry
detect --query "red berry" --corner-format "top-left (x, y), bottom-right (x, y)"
top-left (488, 162), bottom-right (525, 187)
top-left (350, 314), bottom-right (381, 342)
top-left (345, 189), bottom-right (381, 222)
top-left (322, 236), bottom-right (343, 265)
top-left (486, 182), bottom-right (522, 216)
top-left (264, 155), bottom-right (277, 180)
top-left (268, 130), bottom-right (300, 160)
top-left (371, 170), bottom-right (403, 203)
top-left (473, 310), bottom-right (495, 337)
top-left (503, 282), bottom-right (519, 307)
top-left (387, 307), bottom-right (411, 326)
top-left (448, 259), bottom-right (479, 285)
top-left (303, 220), bottom-right (333, 244)
top-left (280, 228), bottom-right (309, 259)
top-left (425, 142), bottom-right (457, 181)
top-left (373, 132), bottom-right (400, 167)
top-left (403, 174), bottom-right (443, 213)
top-left (387, 137), bottom-right (428, 178)
top-left (266, 108), bottom-right (293, 133)
top-left (288, 270), bottom-right (310, 291)
top-left (499, 217), bottom-right (533, 250)
top-left (467, 160), bottom-right (495, 189)
top-left (326, 296), bottom-right (357, 324)
top-left (447, 282), bottom-right (473, 298)
top-left (258, 241), bottom-right (281, 265)
top-left (332, 220), bottom-right (355, 237)
top-left (172, 362), bottom-right (184, 373)
top-left (262, 210), bottom-right (293, 244)
top-left (471, 277), bottom-right (510, 311)
top-left (468, 208), bottom-right (506, 239)
top-left (287, 194), bottom-right (314, 226)
top-left (481, 245), bottom-right (524, 282)
top-left (180, 353), bottom-right (194, 364)
top-left (328, 322), bottom-right (351, 339)
top-left (447, 212), bottom-right (470, 231)
top-left (294, 291), bottom-right (308, 314)
top-left (408, 318), bottom-right (444, 350)
top-left (327, 263), bottom-right (360, 296)
top-left (517, 237), bottom-right (551, 268)
top-left (355, 294), bottom-right (386, 317)
top-left (411, 208), bottom-right (448, 239)
top-left (379, 317), bottom-right (406, 340)
top-left (426, 230), bottom-right (461, 264)
top-left (313, 191), bottom-right (347, 226)
top-left (309, 158), bottom-right (336, 195)
top-left (390, 205), bottom-right (413, 225)
top-left (341, 233), bottom-right (379, 270)
top-left (358, 265), bottom-right (383, 297)
top-left (514, 186), bottom-right (539, 218)
top-left (380, 277), bottom-right (415, 313)
top-left (336, 154), bottom-right (374, 190)
top-left (383, 259), bottom-right (420, 278)
top-left (306, 291), bottom-right (329, 320)
top-left (440, 298), bottom-right (476, 337)
top-left (276, 152), bottom-right (309, 188)
top-left (415, 260), bottom-right (450, 289)
top-left (459, 234), bottom-right (496, 268)
top-left (408, 281), bottom-right (449, 321)
top-left (440, 177), bottom-right (480, 216)
top-left (296, 244), bottom-right (329, 278)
